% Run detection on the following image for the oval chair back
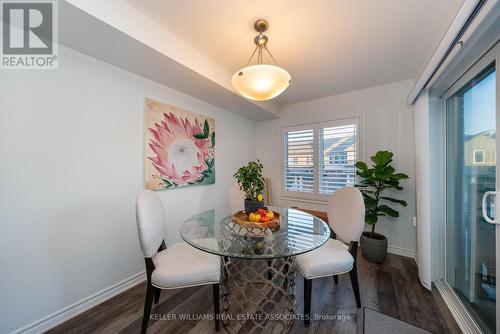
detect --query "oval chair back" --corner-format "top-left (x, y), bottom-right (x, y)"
top-left (326, 187), bottom-right (365, 244)
top-left (135, 190), bottom-right (166, 258)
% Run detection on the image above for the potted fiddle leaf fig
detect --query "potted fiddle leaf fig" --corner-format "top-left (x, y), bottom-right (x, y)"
top-left (233, 160), bottom-right (265, 214)
top-left (355, 151), bottom-right (409, 263)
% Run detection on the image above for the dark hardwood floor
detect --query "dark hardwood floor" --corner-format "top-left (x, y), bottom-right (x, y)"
top-left (46, 251), bottom-right (461, 334)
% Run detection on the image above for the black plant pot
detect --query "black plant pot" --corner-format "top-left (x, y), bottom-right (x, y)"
top-left (360, 232), bottom-right (388, 264)
top-left (244, 198), bottom-right (264, 214)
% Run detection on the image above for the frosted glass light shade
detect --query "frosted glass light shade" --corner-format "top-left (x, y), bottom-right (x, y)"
top-left (231, 64), bottom-right (291, 101)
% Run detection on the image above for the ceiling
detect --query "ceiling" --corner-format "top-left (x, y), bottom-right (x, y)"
top-left (129, 0), bottom-right (463, 105)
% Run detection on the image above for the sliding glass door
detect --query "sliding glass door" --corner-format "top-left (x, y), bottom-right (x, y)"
top-left (445, 45), bottom-right (498, 334)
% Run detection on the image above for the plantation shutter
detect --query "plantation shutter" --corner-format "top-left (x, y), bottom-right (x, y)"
top-left (284, 129), bottom-right (314, 193)
top-left (319, 123), bottom-right (357, 194)
top-left (282, 118), bottom-right (359, 199)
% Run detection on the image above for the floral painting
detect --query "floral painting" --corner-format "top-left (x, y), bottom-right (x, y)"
top-left (144, 98), bottom-right (215, 190)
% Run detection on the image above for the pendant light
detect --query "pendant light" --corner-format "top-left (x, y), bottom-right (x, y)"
top-left (231, 19), bottom-right (291, 101)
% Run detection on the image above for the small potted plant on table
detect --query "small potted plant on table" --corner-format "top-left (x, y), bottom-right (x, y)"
top-left (233, 160), bottom-right (265, 214)
top-left (355, 151), bottom-right (409, 263)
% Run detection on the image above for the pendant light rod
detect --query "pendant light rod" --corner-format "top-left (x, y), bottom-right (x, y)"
top-left (264, 46), bottom-right (280, 66)
top-left (244, 20), bottom-right (280, 67)
top-left (245, 45), bottom-right (259, 66)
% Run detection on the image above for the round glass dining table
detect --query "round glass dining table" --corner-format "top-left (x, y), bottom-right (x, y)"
top-left (181, 207), bottom-right (330, 333)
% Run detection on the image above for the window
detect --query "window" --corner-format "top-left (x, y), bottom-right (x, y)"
top-left (283, 129), bottom-right (314, 193)
top-left (473, 149), bottom-right (485, 164)
top-left (283, 119), bottom-right (358, 200)
top-left (330, 152), bottom-right (348, 165)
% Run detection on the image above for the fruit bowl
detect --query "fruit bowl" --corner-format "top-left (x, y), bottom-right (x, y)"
top-left (232, 209), bottom-right (280, 232)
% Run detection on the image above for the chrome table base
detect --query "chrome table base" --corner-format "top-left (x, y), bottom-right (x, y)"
top-left (220, 256), bottom-right (296, 334)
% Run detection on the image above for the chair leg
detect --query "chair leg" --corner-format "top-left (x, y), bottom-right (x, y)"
top-left (153, 287), bottom-right (161, 304)
top-left (141, 282), bottom-right (155, 334)
top-left (304, 278), bottom-right (312, 327)
top-left (212, 284), bottom-right (220, 332)
top-left (333, 275), bottom-right (338, 284)
top-left (349, 266), bottom-right (361, 308)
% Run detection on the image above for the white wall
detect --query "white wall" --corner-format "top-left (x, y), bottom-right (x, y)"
top-left (0, 46), bottom-right (256, 333)
top-left (256, 80), bottom-right (417, 257)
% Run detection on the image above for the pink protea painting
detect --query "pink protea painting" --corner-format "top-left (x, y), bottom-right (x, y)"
top-left (145, 98), bottom-right (215, 190)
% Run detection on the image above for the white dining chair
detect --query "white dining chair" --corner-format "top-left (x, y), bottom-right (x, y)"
top-left (135, 190), bottom-right (221, 333)
top-left (295, 186), bottom-right (365, 327)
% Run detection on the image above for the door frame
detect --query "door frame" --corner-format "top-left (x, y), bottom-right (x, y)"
top-left (435, 41), bottom-right (499, 334)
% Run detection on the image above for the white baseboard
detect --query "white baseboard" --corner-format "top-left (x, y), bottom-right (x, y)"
top-left (419, 277), bottom-right (432, 290)
top-left (387, 245), bottom-right (416, 259)
top-left (10, 271), bottom-right (146, 334)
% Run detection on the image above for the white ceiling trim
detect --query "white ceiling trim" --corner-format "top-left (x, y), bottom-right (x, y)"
top-left (64, 0), bottom-right (280, 118)
top-left (65, 0), bottom-right (232, 89)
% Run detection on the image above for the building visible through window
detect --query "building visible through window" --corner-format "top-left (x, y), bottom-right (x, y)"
top-left (465, 130), bottom-right (495, 165)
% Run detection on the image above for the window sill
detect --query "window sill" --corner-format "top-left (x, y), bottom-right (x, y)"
top-left (279, 196), bottom-right (328, 206)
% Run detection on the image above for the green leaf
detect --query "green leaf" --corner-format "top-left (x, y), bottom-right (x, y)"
top-left (355, 161), bottom-right (368, 171)
top-left (374, 166), bottom-right (395, 178)
top-left (378, 205), bottom-right (399, 217)
top-left (203, 119), bottom-right (209, 136)
top-left (205, 158), bottom-right (214, 168)
top-left (211, 131), bottom-right (215, 148)
top-left (363, 195), bottom-right (378, 209)
top-left (365, 212), bottom-right (378, 225)
top-left (393, 173), bottom-right (409, 180)
top-left (356, 170), bottom-right (369, 178)
top-left (161, 178), bottom-right (177, 189)
top-left (199, 167), bottom-right (215, 184)
top-left (371, 151), bottom-right (393, 166)
top-left (380, 196), bottom-right (407, 206)
top-left (194, 133), bottom-right (208, 139)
